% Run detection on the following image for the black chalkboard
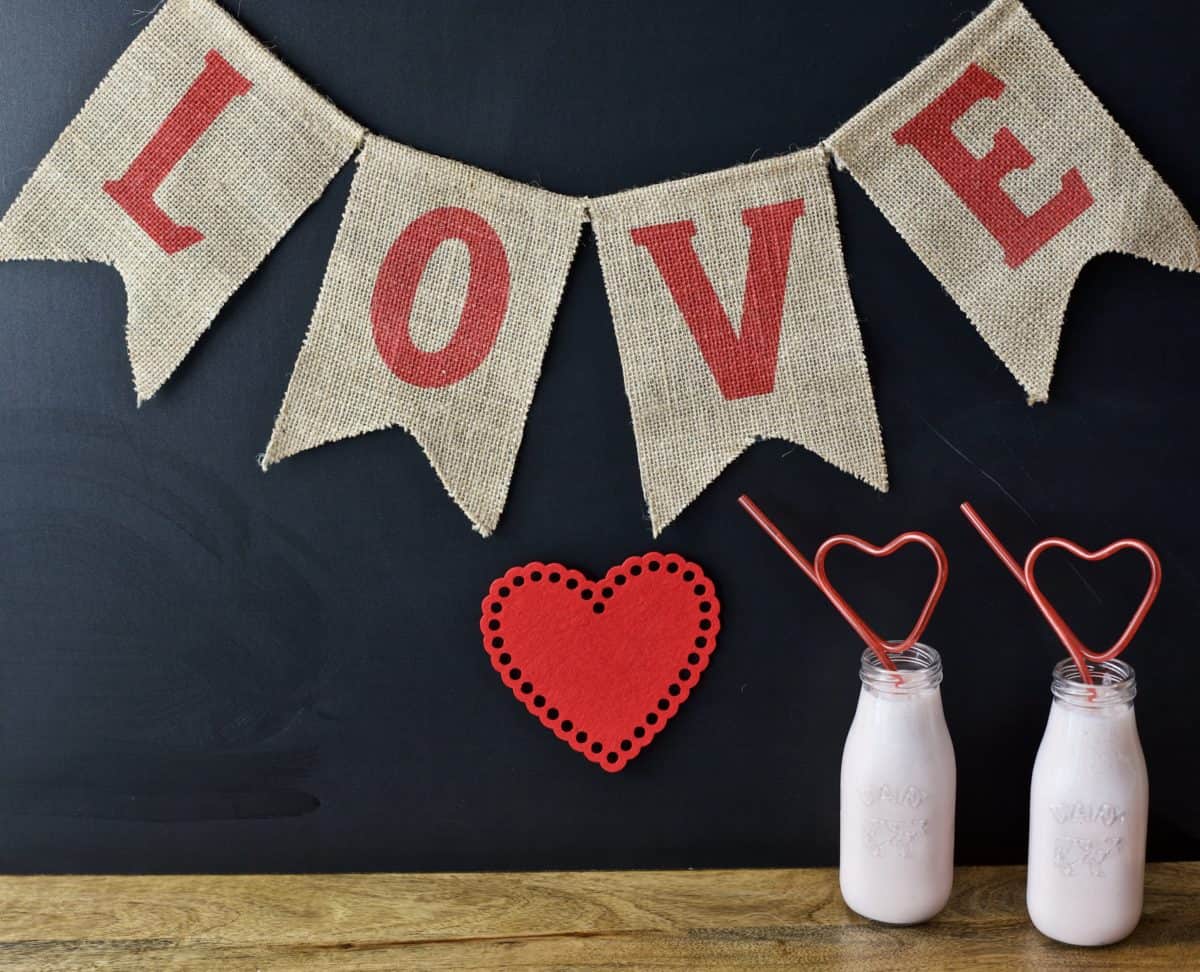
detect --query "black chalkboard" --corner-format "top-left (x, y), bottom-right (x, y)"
top-left (0, 0), bottom-right (1197, 874)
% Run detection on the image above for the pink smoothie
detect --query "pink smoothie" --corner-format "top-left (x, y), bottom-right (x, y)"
top-left (840, 645), bottom-right (955, 924)
top-left (1027, 660), bottom-right (1148, 946)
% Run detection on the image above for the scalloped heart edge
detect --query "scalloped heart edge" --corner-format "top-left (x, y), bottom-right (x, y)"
top-left (479, 552), bottom-right (721, 772)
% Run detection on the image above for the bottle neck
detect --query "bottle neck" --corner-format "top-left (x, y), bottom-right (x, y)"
top-left (858, 643), bottom-right (943, 696)
top-left (1050, 658), bottom-right (1137, 711)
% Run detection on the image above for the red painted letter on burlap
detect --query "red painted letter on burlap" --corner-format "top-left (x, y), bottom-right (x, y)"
top-left (104, 50), bottom-right (252, 255)
top-left (892, 63), bottom-right (1093, 269)
top-left (630, 199), bottom-right (806, 401)
top-left (371, 206), bottom-right (511, 389)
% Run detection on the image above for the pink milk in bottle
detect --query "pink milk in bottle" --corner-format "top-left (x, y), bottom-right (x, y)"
top-left (1027, 658), bottom-right (1148, 946)
top-left (839, 643), bottom-right (956, 924)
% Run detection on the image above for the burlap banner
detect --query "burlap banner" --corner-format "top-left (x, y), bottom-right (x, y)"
top-left (591, 150), bottom-right (887, 535)
top-left (827, 0), bottom-right (1200, 402)
top-left (0, 0), bottom-right (363, 401)
top-left (1, 0), bottom-right (1197, 535)
top-left (263, 135), bottom-right (585, 536)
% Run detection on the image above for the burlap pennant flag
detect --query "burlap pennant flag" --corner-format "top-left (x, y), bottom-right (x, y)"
top-left (591, 149), bottom-right (887, 535)
top-left (263, 135), bottom-right (586, 536)
top-left (827, 0), bottom-right (1200, 403)
top-left (0, 0), bottom-right (363, 402)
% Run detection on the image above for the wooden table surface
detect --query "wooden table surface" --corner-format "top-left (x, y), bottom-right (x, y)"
top-left (0, 862), bottom-right (1194, 969)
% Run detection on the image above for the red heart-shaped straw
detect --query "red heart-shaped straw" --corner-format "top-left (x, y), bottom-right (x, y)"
top-left (815, 533), bottom-right (949, 660)
top-left (961, 503), bottom-right (1162, 685)
top-left (739, 496), bottom-right (948, 673)
top-left (1025, 537), bottom-right (1161, 678)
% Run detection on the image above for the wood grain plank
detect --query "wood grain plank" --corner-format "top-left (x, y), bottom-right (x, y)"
top-left (0, 863), bottom-right (1193, 969)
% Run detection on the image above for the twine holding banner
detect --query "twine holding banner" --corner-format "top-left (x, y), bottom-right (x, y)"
top-left (0, 0), bottom-right (363, 402)
top-left (827, 0), bottom-right (1200, 402)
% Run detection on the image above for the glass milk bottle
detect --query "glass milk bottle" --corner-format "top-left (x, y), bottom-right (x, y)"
top-left (1027, 659), bottom-right (1148, 946)
top-left (840, 644), bottom-right (956, 924)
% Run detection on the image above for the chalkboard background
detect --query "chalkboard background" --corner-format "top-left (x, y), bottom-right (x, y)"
top-left (1, 0), bottom-right (1197, 874)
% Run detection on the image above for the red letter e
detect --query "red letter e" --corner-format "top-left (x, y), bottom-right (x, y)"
top-left (893, 63), bottom-right (1093, 269)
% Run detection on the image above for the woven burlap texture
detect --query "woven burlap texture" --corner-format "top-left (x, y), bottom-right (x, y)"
top-left (591, 149), bottom-right (888, 536)
top-left (263, 135), bottom-right (586, 536)
top-left (827, 0), bottom-right (1200, 403)
top-left (0, 0), bottom-right (363, 402)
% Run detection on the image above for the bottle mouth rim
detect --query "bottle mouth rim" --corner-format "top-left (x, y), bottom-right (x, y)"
top-left (859, 643), bottom-right (942, 691)
top-left (1051, 657), bottom-right (1137, 706)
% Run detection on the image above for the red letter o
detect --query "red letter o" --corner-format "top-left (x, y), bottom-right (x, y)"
top-left (371, 207), bottom-right (510, 388)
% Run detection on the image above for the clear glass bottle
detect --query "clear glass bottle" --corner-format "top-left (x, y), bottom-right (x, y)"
top-left (839, 643), bottom-right (956, 924)
top-left (1027, 658), bottom-right (1148, 946)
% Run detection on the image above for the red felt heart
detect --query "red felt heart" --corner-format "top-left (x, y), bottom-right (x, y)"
top-left (1024, 538), bottom-right (1162, 671)
top-left (813, 533), bottom-right (948, 655)
top-left (480, 553), bottom-right (720, 773)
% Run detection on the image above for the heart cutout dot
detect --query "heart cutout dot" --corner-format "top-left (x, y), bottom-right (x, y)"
top-left (480, 553), bottom-right (720, 772)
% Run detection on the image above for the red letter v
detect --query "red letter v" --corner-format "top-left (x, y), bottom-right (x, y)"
top-left (630, 198), bottom-right (805, 401)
